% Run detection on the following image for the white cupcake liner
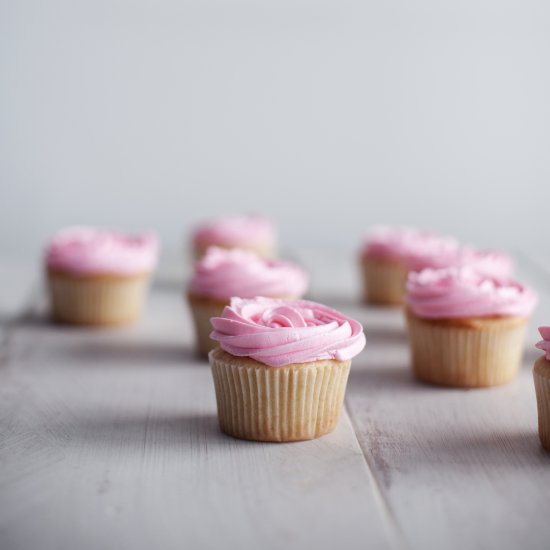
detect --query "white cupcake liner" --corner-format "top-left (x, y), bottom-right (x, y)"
top-left (47, 271), bottom-right (150, 326)
top-left (406, 310), bottom-right (527, 388)
top-left (209, 348), bottom-right (351, 442)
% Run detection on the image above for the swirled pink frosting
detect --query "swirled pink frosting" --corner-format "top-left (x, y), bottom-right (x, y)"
top-left (536, 327), bottom-right (550, 360)
top-left (192, 215), bottom-right (276, 248)
top-left (362, 226), bottom-right (460, 271)
top-left (45, 227), bottom-right (159, 275)
top-left (189, 247), bottom-right (308, 299)
top-left (406, 266), bottom-right (537, 319)
top-left (210, 297), bottom-right (366, 367)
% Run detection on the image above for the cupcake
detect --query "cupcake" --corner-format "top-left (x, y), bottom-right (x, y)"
top-left (458, 247), bottom-right (514, 278)
top-left (46, 227), bottom-right (159, 325)
top-left (534, 327), bottom-right (550, 450)
top-left (405, 267), bottom-right (537, 387)
top-left (359, 227), bottom-right (514, 306)
top-left (191, 214), bottom-right (277, 259)
top-left (187, 247), bottom-right (308, 357)
top-left (209, 297), bottom-right (366, 442)
top-left (359, 226), bottom-right (460, 305)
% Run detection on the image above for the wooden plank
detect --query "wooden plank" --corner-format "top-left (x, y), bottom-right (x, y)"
top-left (0, 266), bottom-right (396, 550)
top-left (311, 252), bottom-right (550, 550)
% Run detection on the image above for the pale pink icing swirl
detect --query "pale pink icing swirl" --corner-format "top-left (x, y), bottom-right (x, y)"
top-left (210, 297), bottom-right (366, 367)
top-left (192, 215), bottom-right (276, 248)
top-left (46, 227), bottom-right (159, 275)
top-left (406, 266), bottom-right (537, 319)
top-left (362, 226), bottom-right (460, 271)
top-left (362, 226), bottom-right (514, 276)
top-left (189, 247), bottom-right (308, 299)
top-left (457, 247), bottom-right (514, 278)
top-left (535, 327), bottom-right (550, 360)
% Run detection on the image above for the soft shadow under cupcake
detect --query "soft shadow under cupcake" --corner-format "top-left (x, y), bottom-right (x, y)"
top-left (64, 412), bottom-right (224, 451)
top-left (57, 340), bottom-right (196, 368)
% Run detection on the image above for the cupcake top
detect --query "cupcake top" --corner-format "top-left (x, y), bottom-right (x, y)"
top-left (192, 215), bottom-right (276, 248)
top-left (362, 226), bottom-right (460, 271)
top-left (536, 327), bottom-right (550, 360)
top-left (188, 247), bottom-right (308, 300)
top-left (457, 247), bottom-right (514, 278)
top-left (45, 227), bottom-right (159, 276)
top-left (210, 297), bottom-right (366, 367)
top-left (406, 266), bottom-right (537, 319)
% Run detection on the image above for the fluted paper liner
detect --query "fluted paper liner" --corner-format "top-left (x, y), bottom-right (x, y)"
top-left (187, 294), bottom-right (228, 357)
top-left (406, 310), bottom-right (528, 388)
top-left (209, 348), bottom-right (351, 442)
top-left (533, 356), bottom-right (550, 450)
top-left (361, 257), bottom-right (408, 306)
top-left (48, 270), bottom-right (150, 326)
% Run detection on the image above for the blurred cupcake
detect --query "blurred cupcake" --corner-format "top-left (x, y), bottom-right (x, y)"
top-left (458, 247), bottom-right (514, 278)
top-left (46, 227), bottom-right (159, 326)
top-left (209, 297), bottom-right (366, 441)
top-left (534, 327), bottom-right (550, 450)
top-left (359, 227), bottom-right (459, 305)
top-left (405, 267), bottom-right (537, 387)
top-left (187, 247), bottom-right (308, 357)
top-left (191, 214), bottom-right (277, 259)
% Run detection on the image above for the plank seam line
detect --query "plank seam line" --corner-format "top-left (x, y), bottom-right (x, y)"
top-left (344, 402), bottom-right (409, 550)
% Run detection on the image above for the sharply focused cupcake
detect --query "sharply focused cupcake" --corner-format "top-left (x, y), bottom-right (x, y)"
top-left (209, 297), bottom-right (366, 441)
top-left (534, 327), bottom-right (550, 450)
top-left (359, 226), bottom-right (514, 306)
top-left (191, 214), bottom-right (277, 259)
top-left (359, 227), bottom-right (460, 305)
top-left (187, 247), bottom-right (308, 357)
top-left (405, 266), bottom-right (537, 387)
top-left (46, 227), bottom-right (159, 326)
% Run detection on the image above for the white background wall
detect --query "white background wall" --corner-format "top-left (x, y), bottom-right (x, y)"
top-left (1, 0), bottom-right (549, 262)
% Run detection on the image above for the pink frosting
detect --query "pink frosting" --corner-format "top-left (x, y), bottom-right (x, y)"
top-left (210, 297), bottom-right (366, 367)
top-left (362, 226), bottom-right (460, 271)
top-left (406, 266), bottom-right (537, 319)
top-left (189, 247), bottom-right (308, 299)
top-left (362, 226), bottom-right (514, 277)
top-left (457, 247), bottom-right (514, 278)
top-left (536, 327), bottom-right (550, 360)
top-left (192, 215), bottom-right (276, 248)
top-left (45, 227), bottom-right (159, 275)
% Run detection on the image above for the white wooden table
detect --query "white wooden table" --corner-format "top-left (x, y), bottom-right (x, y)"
top-left (1, 252), bottom-right (549, 550)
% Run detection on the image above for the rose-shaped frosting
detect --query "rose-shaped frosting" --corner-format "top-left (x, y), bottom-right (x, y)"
top-left (536, 327), bottom-right (550, 360)
top-left (362, 226), bottom-right (460, 271)
top-left (406, 266), bottom-right (537, 319)
top-left (192, 215), bottom-right (276, 248)
top-left (189, 247), bottom-right (308, 300)
top-left (45, 227), bottom-right (159, 275)
top-left (457, 247), bottom-right (514, 278)
top-left (210, 297), bottom-right (366, 367)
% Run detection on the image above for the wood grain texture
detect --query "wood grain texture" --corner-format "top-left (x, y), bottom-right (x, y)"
top-left (307, 250), bottom-right (550, 550)
top-left (0, 262), bottom-right (395, 550)
top-left (3, 251), bottom-right (550, 550)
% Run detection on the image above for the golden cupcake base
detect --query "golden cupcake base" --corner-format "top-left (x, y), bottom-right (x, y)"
top-left (533, 356), bottom-right (550, 450)
top-left (187, 293), bottom-right (228, 357)
top-left (360, 256), bottom-right (408, 306)
top-left (406, 310), bottom-right (527, 388)
top-left (209, 348), bottom-right (351, 442)
top-left (193, 242), bottom-right (277, 261)
top-left (47, 270), bottom-right (150, 326)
